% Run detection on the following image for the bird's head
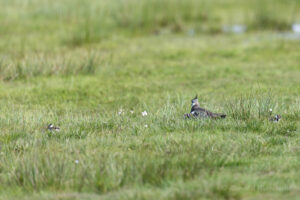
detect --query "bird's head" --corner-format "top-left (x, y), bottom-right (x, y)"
top-left (191, 95), bottom-right (199, 107)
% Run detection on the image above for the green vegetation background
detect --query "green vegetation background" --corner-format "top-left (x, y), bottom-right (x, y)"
top-left (0, 0), bottom-right (299, 199)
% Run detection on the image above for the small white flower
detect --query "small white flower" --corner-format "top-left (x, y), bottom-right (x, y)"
top-left (142, 111), bottom-right (148, 116)
top-left (144, 124), bottom-right (148, 128)
top-left (130, 110), bottom-right (134, 114)
top-left (75, 160), bottom-right (79, 164)
top-left (269, 108), bottom-right (272, 112)
top-left (118, 109), bottom-right (124, 115)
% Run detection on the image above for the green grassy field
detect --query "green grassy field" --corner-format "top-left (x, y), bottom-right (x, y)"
top-left (0, 0), bottom-right (300, 199)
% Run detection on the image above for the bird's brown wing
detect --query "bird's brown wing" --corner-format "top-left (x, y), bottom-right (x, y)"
top-left (207, 111), bottom-right (226, 119)
top-left (198, 108), bottom-right (226, 119)
top-left (190, 106), bottom-right (226, 119)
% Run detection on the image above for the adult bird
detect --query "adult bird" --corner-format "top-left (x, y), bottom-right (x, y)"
top-left (184, 95), bottom-right (226, 119)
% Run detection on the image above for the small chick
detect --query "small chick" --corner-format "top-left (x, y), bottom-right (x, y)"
top-left (269, 109), bottom-right (281, 122)
top-left (270, 114), bottom-right (281, 123)
top-left (47, 124), bottom-right (60, 132)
